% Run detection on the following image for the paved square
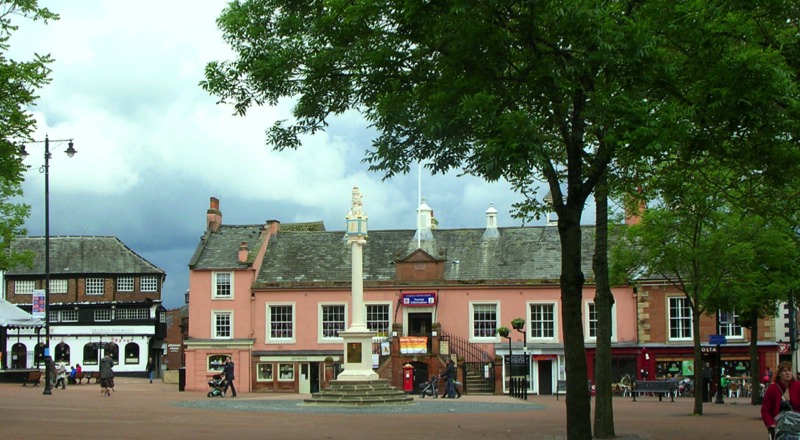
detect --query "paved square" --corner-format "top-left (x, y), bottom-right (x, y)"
top-left (0, 377), bottom-right (766, 439)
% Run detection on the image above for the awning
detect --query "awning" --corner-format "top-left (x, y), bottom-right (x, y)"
top-left (0, 300), bottom-right (44, 328)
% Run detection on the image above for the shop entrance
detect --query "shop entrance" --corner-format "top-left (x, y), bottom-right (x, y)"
top-left (538, 360), bottom-right (553, 395)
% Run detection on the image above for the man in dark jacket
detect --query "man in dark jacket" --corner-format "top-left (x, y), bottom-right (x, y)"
top-left (441, 359), bottom-right (457, 398)
top-left (223, 357), bottom-right (237, 397)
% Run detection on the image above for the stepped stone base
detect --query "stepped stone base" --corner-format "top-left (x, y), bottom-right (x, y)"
top-left (304, 379), bottom-right (413, 405)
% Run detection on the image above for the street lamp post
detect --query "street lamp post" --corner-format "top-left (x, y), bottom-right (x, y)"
top-left (20, 135), bottom-right (76, 396)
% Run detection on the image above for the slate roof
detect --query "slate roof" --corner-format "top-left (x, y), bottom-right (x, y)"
top-left (254, 226), bottom-right (597, 287)
top-left (188, 221), bottom-right (326, 270)
top-left (7, 236), bottom-right (165, 276)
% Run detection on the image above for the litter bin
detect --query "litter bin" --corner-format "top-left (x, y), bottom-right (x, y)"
top-left (179, 367), bottom-right (186, 392)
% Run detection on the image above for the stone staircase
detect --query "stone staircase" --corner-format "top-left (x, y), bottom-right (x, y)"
top-left (304, 379), bottom-right (414, 405)
top-left (464, 368), bottom-right (494, 395)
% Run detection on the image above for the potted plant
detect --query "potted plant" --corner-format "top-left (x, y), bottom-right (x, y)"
top-left (497, 326), bottom-right (510, 338)
top-left (511, 317), bottom-right (525, 330)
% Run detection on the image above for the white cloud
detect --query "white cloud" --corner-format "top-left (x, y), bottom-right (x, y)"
top-left (10, 1), bottom-right (561, 309)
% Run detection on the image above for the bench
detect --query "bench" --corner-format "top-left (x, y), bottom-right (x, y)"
top-left (76, 371), bottom-right (101, 384)
top-left (633, 380), bottom-right (676, 402)
top-left (21, 370), bottom-right (42, 387)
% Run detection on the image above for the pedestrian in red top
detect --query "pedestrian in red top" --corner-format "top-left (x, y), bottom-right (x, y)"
top-left (761, 361), bottom-right (800, 439)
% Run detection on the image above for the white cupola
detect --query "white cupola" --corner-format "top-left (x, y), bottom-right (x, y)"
top-left (483, 203), bottom-right (499, 239)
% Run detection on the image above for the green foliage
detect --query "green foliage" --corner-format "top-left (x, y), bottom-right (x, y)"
top-left (0, 1), bottom-right (58, 269)
top-left (202, 0), bottom-right (800, 431)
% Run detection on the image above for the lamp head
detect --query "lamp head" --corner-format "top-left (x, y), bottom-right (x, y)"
top-left (19, 145), bottom-right (29, 157)
top-left (64, 141), bottom-right (76, 157)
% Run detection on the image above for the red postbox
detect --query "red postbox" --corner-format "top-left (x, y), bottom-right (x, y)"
top-left (402, 363), bottom-right (414, 393)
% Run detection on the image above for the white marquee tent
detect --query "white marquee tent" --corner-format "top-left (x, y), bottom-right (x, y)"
top-left (0, 299), bottom-right (43, 328)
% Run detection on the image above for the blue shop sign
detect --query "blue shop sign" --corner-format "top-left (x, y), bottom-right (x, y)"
top-left (402, 292), bottom-right (437, 306)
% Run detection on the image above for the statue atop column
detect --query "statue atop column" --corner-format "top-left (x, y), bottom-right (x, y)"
top-left (351, 186), bottom-right (363, 216)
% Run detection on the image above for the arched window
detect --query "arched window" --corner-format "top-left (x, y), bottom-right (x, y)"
top-left (124, 343), bottom-right (139, 364)
top-left (104, 343), bottom-right (119, 364)
top-left (55, 342), bottom-right (70, 364)
top-left (34, 343), bottom-right (45, 367)
top-left (11, 343), bottom-right (27, 369)
top-left (83, 343), bottom-right (99, 366)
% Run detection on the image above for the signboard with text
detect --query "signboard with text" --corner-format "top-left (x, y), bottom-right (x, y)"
top-left (401, 292), bottom-right (437, 306)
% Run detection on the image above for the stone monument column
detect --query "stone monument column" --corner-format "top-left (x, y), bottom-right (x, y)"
top-left (337, 187), bottom-right (378, 380)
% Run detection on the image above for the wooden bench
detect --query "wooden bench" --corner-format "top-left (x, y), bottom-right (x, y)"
top-left (633, 380), bottom-right (676, 402)
top-left (21, 370), bottom-right (42, 387)
top-left (76, 371), bottom-right (101, 384)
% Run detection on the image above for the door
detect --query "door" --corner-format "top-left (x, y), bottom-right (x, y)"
top-left (299, 363), bottom-right (311, 394)
top-left (310, 362), bottom-right (320, 393)
top-left (538, 360), bottom-right (553, 395)
top-left (12, 343), bottom-right (26, 369)
top-left (407, 312), bottom-right (433, 353)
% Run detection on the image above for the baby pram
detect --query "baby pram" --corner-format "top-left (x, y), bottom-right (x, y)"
top-left (419, 375), bottom-right (439, 398)
top-left (207, 374), bottom-right (225, 398)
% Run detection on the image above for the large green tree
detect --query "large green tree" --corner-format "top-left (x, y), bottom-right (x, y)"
top-left (0, 0), bottom-right (58, 270)
top-left (611, 155), bottom-right (800, 415)
top-left (202, 1), bottom-right (798, 437)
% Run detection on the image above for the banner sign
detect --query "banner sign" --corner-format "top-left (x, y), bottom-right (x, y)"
top-left (32, 289), bottom-right (45, 319)
top-left (399, 336), bottom-right (428, 354)
top-left (401, 292), bottom-right (436, 306)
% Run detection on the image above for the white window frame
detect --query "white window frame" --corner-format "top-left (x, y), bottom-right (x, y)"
top-left (85, 278), bottom-right (105, 295)
top-left (278, 363), bottom-right (295, 381)
top-left (61, 309), bottom-right (78, 322)
top-left (212, 310), bottom-right (233, 339)
top-left (365, 302), bottom-right (391, 337)
top-left (141, 275), bottom-right (159, 292)
top-left (117, 276), bottom-right (134, 292)
top-left (15, 280), bottom-right (35, 295)
top-left (528, 301), bottom-right (558, 342)
top-left (668, 296), bottom-right (693, 341)
top-left (257, 363), bottom-right (274, 381)
top-left (49, 279), bottom-right (68, 294)
top-left (719, 310), bottom-right (744, 340)
top-left (469, 301), bottom-right (500, 342)
top-left (266, 303), bottom-right (295, 343)
top-left (585, 301), bottom-right (617, 342)
top-left (319, 303), bottom-right (347, 343)
top-left (212, 272), bottom-right (233, 299)
top-left (94, 309), bottom-right (113, 322)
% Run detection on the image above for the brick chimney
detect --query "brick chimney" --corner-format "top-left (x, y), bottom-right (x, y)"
top-left (207, 197), bottom-right (222, 232)
top-left (625, 188), bottom-right (646, 226)
top-left (238, 242), bottom-right (248, 263)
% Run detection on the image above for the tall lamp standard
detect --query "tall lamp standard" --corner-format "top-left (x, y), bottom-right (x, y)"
top-left (20, 135), bottom-right (77, 396)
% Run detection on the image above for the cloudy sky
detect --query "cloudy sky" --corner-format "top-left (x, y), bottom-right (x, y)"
top-left (8, 1), bottom-right (590, 309)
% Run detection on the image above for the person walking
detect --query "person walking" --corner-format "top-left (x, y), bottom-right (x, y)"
top-left (761, 361), bottom-right (800, 439)
top-left (146, 357), bottom-right (155, 384)
top-left (222, 356), bottom-right (236, 398)
top-left (441, 359), bottom-right (457, 398)
top-left (55, 361), bottom-right (67, 390)
top-left (99, 352), bottom-right (114, 397)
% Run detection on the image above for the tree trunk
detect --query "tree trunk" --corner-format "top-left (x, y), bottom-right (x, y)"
top-left (558, 205), bottom-right (592, 440)
top-left (692, 289), bottom-right (704, 415)
top-left (592, 175), bottom-right (615, 438)
top-left (749, 308), bottom-right (761, 406)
